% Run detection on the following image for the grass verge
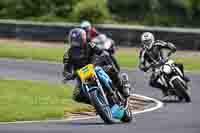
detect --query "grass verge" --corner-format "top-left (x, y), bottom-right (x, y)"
top-left (0, 44), bottom-right (64, 62)
top-left (0, 41), bottom-right (199, 71)
top-left (0, 79), bottom-right (92, 122)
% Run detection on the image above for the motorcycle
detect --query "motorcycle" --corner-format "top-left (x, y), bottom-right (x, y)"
top-left (151, 59), bottom-right (191, 102)
top-left (76, 64), bottom-right (132, 124)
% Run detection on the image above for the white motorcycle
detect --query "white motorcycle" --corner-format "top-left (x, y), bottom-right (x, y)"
top-left (152, 59), bottom-right (191, 102)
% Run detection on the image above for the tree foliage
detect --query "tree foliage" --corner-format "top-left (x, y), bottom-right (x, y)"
top-left (108, 0), bottom-right (200, 27)
top-left (0, 0), bottom-right (80, 19)
top-left (71, 0), bottom-right (110, 23)
top-left (0, 0), bottom-right (200, 27)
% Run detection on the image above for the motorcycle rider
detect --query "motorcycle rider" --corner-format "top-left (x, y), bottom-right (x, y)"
top-left (139, 32), bottom-right (190, 96)
top-left (80, 20), bottom-right (100, 42)
top-left (80, 20), bottom-right (120, 71)
top-left (63, 28), bottom-right (131, 104)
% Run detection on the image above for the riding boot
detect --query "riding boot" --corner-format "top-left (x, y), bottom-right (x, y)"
top-left (104, 65), bottom-right (132, 100)
top-left (116, 73), bottom-right (131, 99)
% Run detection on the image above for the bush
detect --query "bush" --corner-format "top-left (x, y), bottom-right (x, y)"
top-left (71, 0), bottom-right (111, 23)
top-left (108, 0), bottom-right (155, 20)
top-left (1, 0), bottom-right (200, 27)
top-left (107, 0), bottom-right (200, 27)
top-left (50, 0), bottom-right (81, 18)
top-left (0, 0), bottom-right (81, 20)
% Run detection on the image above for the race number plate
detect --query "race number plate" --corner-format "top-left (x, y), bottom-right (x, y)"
top-left (77, 64), bottom-right (95, 82)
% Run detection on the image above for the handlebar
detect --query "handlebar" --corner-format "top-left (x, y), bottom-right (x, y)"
top-left (146, 58), bottom-right (169, 72)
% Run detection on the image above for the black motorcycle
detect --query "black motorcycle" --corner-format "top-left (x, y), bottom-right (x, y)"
top-left (150, 59), bottom-right (191, 102)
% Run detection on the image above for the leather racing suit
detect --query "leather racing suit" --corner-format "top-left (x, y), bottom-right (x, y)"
top-left (139, 40), bottom-right (187, 95)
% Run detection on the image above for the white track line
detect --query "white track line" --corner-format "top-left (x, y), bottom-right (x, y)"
top-left (132, 94), bottom-right (163, 114)
top-left (0, 94), bottom-right (163, 125)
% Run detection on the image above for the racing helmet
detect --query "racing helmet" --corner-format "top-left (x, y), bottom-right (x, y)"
top-left (141, 32), bottom-right (155, 49)
top-left (80, 20), bottom-right (91, 31)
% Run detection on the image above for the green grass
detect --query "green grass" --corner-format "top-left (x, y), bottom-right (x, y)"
top-left (116, 48), bottom-right (139, 68)
top-left (0, 79), bottom-right (92, 122)
top-left (0, 44), bottom-right (64, 62)
top-left (0, 43), bottom-right (199, 71)
top-left (0, 43), bottom-right (139, 67)
top-left (175, 57), bottom-right (200, 72)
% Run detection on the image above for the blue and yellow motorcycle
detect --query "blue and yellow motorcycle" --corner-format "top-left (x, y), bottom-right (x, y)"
top-left (77, 64), bottom-right (132, 124)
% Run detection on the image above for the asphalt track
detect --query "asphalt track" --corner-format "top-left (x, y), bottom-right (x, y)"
top-left (0, 58), bottom-right (199, 133)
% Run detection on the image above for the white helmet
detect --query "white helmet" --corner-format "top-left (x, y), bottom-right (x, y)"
top-left (141, 32), bottom-right (155, 49)
top-left (80, 21), bottom-right (91, 30)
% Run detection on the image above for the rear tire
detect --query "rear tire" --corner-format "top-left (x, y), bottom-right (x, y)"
top-left (90, 90), bottom-right (114, 124)
top-left (172, 78), bottom-right (191, 103)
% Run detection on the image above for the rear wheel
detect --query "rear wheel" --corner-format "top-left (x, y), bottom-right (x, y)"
top-left (172, 78), bottom-right (191, 103)
top-left (90, 90), bottom-right (114, 124)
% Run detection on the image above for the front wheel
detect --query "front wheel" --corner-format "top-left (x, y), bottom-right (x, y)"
top-left (172, 78), bottom-right (191, 103)
top-left (121, 106), bottom-right (133, 123)
top-left (90, 90), bottom-right (114, 124)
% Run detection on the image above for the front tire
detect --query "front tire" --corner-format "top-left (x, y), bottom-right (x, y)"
top-left (121, 107), bottom-right (132, 123)
top-left (90, 90), bottom-right (114, 124)
top-left (172, 78), bottom-right (191, 103)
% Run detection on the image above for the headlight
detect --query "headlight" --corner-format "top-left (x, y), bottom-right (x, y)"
top-left (162, 65), bottom-right (172, 74)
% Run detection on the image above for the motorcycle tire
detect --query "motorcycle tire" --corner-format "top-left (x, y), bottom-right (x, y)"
top-left (90, 90), bottom-right (115, 124)
top-left (121, 106), bottom-right (133, 123)
top-left (172, 78), bottom-right (191, 103)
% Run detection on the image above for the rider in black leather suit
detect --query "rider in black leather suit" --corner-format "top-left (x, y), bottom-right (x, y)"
top-left (139, 32), bottom-right (190, 96)
top-left (63, 28), bottom-right (131, 103)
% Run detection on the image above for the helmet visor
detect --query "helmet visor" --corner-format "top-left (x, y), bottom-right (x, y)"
top-left (142, 39), bottom-right (152, 48)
